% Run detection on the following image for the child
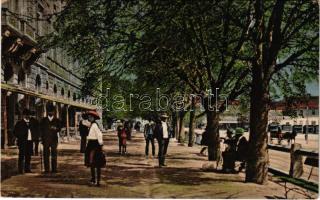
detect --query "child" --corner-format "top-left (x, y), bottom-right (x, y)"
top-left (120, 127), bottom-right (127, 155)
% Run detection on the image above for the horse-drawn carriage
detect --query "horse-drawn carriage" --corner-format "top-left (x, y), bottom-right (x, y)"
top-left (268, 123), bottom-right (282, 144)
top-left (268, 123), bottom-right (299, 145)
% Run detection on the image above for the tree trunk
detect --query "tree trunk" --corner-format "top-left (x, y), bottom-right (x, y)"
top-left (178, 111), bottom-right (186, 143)
top-left (245, 76), bottom-right (269, 184)
top-left (245, 0), bottom-right (270, 184)
top-left (188, 97), bottom-right (196, 147)
top-left (206, 111), bottom-right (220, 161)
top-left (175, 113), bottom-right (180, 140)
top-left (171, 111), bottom-right (177, 139)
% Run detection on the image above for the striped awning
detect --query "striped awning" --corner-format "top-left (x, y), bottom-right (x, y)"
top-left (1, 83), bottom-right (97, 110)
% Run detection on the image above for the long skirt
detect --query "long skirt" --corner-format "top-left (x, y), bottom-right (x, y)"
top-left (85, 140), bottom-right (105, 168)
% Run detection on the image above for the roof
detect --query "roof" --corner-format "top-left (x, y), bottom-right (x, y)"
top-left (1, 83), bottom-right (97, 110)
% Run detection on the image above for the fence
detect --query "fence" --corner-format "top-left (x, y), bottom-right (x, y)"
top-left (268, 143), bottom-right (318, 182)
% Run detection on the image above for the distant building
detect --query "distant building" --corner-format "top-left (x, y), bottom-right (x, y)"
top-left (1, 0), bottom-right (97, 148)
top-left (269, 96), bottom-right (319, 126)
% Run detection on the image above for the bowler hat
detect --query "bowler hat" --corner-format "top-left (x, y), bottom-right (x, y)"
top-left (160, 114), bottom-right (169, 118)
top-left (87, 110), bottom-right (100, 120)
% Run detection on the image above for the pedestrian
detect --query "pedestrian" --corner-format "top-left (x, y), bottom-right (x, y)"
top-left (154, 114), bottom-right (171, 167)
top-left (144, 118), bottom-right (155, 158)
top-left (116, 120), bottom-right (124, 154)
top-left (120, 126), bottom-right (127, 155)
top-left (13, 109), bottom-right (39, 173)
top-left (234, 128), bottom-right (248, 172)
top-left (200, 128), bottom-right (209, 155)
top-left (79, 112), bottom-right (91, 153)
top-left (85, 110), bottom-right (105, 186)
top-left (304, 125), bottom-right (309, 144)
top-left (124, 120), bottom-right (132, 140)
top-left (40, 104), bottom-right (61, 173)
top-left (277, 126), bottom-right (282, 144)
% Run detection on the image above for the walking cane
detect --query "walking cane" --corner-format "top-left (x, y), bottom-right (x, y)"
top-left (40, 143), bottom-right (43, 173)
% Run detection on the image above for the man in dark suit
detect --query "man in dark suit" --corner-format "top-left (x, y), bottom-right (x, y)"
top-left (154, 114), bottom-right (171, 167)
top-left (13, 109), bottom-right (39, 173)
top-left (40, 104), bottom-right (61, 173)
top-left (79, 112), bottom-right (90, 153)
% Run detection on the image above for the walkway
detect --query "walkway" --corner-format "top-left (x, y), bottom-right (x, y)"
top-left (1, 131), bottom-right (317, 198)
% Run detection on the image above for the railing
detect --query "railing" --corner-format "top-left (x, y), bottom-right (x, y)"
top-left (268, 143), bottom-right (318, 182)
top-left (2, 8), bottom-right (37, 42)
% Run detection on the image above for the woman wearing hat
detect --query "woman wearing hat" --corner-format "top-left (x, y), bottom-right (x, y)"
top-left (85, 110), bottom-right (105, 186)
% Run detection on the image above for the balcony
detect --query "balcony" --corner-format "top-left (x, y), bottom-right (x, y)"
top-left (2, 8), bottom-right (38, 45)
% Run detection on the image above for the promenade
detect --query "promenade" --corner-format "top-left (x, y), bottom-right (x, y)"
top-left (1, 131), bottom-right (317, 198)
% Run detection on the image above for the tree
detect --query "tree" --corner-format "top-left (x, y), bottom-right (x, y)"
top-left (128, 1), bottom-right (253, 160)
top-left (246, 0), bottom-right (318, 184)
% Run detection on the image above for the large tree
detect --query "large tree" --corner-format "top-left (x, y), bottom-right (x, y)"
top-left (246, 0), bottom-right (318, 184)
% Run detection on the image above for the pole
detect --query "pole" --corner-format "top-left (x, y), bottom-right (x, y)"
top-left (40, 143), bottom-right (43, 173)
top-left (66, 105), bottom-right (70, 140)
top-left (306, 105), bottom-right (309, 144)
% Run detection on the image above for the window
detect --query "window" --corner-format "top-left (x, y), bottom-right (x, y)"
top-left (35, 74), bottom-right (41, 91)
top-left (53, 84), bottom-right (57, 93)
top-left (46, 81), bottom-right (49, 90)
top-left (312, 109), bottom-right (316, 115)
top-left (61, 88), bottom-right (64, 96)
top-left (299, 110), bottom-right (303, 117)
top-left (3, 62), bottom-right (13, 82)
top-left (18, 70), bottom-right (25, 85)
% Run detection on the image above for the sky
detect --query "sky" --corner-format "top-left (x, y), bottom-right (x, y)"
top-left (306, 81), bottom-right (319, 96)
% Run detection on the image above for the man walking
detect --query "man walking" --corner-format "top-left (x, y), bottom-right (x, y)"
top-left (40, 104), bottom-right (61, 173)
top-left (144, 118), bottom-right (155, 158)
top-left (14, 109), bottom-right (39, 173)
top-left (154, 114), bottom-right (170, 167)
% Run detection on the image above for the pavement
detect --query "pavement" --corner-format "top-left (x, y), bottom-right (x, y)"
top-left (1, 131), bottom-right (318, 198)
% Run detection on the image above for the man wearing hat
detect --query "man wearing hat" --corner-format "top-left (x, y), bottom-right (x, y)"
top-left (40, 104), bottom-right (61, 173)
top-left (234, 128), bottom-right (248, 172)
top-left (154, 114), bottom-right (171, 167)
top-left (13, 109), bottom-right (39, 173)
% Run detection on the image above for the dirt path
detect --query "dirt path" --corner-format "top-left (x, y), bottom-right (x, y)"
top-left (1, 131), bottom-right (317, 198)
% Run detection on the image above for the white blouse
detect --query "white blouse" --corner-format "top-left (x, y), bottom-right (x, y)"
top-left (87, 123), bottom-right (103, 145)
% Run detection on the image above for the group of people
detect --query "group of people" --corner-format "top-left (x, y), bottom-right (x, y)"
top-left (14, 104), bottom-right (61, 174)
top-left (114, 114), bottom-right (173, 167)
top-left (142, 114), bottom-right (173, 167)
top-left (14, 105), bottom-right (105, 187)
top-left (221, 128), bottom-right (248, 173)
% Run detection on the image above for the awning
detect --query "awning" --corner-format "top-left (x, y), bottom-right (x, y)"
top-left (1, 83), bottom-right (97, 110)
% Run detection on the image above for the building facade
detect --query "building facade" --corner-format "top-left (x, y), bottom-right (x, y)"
top-left (1, 0), bottom-right (97, 148)
top-left (269, 96), bottom-right (319, 126)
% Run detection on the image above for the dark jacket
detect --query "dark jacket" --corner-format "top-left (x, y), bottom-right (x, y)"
top-left (79, 120), bottom-right (89, 137)
top-left (13, 118), bottom-right (39, 146)
top-left (40, 117), bottom-right (61, 145)
top-left (154, 122), bottom-right (171, 140)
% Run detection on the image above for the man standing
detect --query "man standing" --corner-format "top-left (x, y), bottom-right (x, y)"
top-left (79, 112), bottom-right (90, 153)
top-left (40, 104), bottom-right (61, 173)
top-left (14, 109), bottom-right (39, 173)
top-left (116, 120), bottom-right (124, 154)
top-left (144, 119), bottom-right (155, 158)
top-left (154, 114), bottom-right (170, 167)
